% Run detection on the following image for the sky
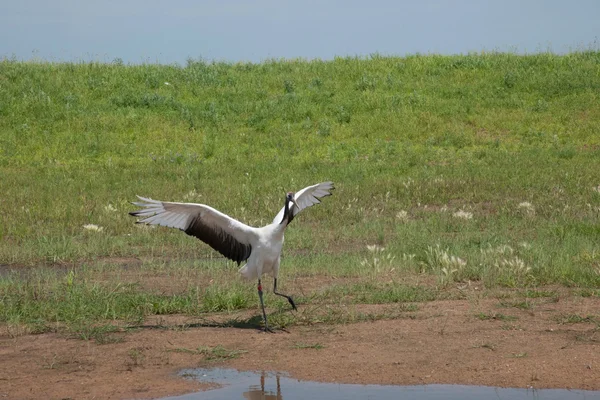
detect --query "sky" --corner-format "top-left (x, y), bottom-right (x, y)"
top-left (1, 0), bottom-right (598, 64)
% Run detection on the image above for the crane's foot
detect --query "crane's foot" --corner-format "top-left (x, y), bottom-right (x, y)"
top-left (260, 325), bottom-right (289, 334)
top-left (261, 326), bottom-right (276, 333)
top-left (287, 296), bottom-right (297, 311)
top-left (273, 278), bottom-right (298, 312)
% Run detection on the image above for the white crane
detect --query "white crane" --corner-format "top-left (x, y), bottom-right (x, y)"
top-left (129, 181), bottom-right (334, 332)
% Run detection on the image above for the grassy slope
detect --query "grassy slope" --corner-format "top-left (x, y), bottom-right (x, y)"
top-left (1, 52), bottom-right (600, 331)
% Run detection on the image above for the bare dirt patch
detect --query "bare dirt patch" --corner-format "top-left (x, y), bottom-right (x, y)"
top-left (1, 296), bottom-right (599, 399)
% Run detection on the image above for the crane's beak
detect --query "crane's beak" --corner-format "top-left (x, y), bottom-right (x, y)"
top-left (291, 198), bottom-right (299, 210)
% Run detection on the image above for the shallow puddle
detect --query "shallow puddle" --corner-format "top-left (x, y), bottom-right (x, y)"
top-left (162, 368), bottom-right (599, 400)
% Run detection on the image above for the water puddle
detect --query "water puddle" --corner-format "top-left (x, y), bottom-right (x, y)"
top-left (162, 368), bottom-right (599, 400)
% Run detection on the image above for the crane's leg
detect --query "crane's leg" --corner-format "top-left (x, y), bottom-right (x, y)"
top-left (257, 279), bottom-right (274, 332)
top-left (273, 278), bottom-right (297, 311)
top-left (276, 375), bottom-right (281, 397)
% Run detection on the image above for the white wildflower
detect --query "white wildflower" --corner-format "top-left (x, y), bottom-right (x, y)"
top-left (518, 202), bottom-right (535, 216)
top-left (396, 210), bottom-right (409, 222)
top-left (83, 224), bottom-right (104, 232)
top-left (183, 190), bottom-right (202, 201)
top-left (496, 256), bottom-right (531, 276)
top-left (402, 253), bottom-right (416, 261)
top-left (136, 224), bottom-right (156, 229)
top-left (424, 245), bottom-right (466, 285)
top-left (372, 207), bottom-right (384, 215)
top-left (452, 210), bottom-right (473, 220)
top-left (164, 82), bottom-right (170, 85)
top-left (481, 244), bottom-right (514, 256)
top-left (361, 246), bottom-right (396, 272)
top-left (518, 242), bottom-right (531, 250)
top-left (104, 204), bottom-right (117, 213)
top-left (444, 254), bottom-right (466, 268)
top-left (367, 244), bottom-right (385, 253)
top-left (425, 245), bottom-right (466, 270)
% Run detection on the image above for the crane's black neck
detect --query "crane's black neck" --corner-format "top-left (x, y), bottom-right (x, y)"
top-left (280, 198), bottom-right (295, 225)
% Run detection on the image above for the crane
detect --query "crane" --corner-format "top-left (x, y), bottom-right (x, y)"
top-left (129, 181), bottom-right (334, 332)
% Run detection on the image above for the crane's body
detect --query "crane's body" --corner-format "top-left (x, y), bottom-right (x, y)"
top-left (238, 223), bottom-right (285, 280)
top-left (130, 181), bottom-right (334, 332)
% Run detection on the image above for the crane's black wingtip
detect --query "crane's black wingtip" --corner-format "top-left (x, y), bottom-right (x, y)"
top-left (129, 212), bottom-right (146, 221)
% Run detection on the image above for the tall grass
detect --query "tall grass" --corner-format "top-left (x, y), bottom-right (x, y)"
top-left (1, 52), bottom-right (600, 330)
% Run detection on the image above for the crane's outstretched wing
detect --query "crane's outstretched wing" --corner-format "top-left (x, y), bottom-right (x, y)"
top-left (272, 181), bottom-right (334, 224)
top-left (130, 197), bottom-right (257, 264)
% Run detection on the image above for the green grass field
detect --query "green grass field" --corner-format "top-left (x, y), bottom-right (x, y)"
top-left (1, 52), bottom-right (599, 334)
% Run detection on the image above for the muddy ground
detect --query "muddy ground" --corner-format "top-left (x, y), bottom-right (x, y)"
top-left (1, 294), bottom-right (599, 399)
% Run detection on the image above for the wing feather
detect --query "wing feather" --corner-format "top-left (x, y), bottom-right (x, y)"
top-left (130, 197), bottom-right (257, 264)
top-left (271, 181), bottom-right (334, 224)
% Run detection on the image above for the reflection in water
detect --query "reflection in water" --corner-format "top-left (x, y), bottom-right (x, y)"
top-left (244, 374), bottom-right (282, 400)
top-left (163, 368), bottom-right (599, 400)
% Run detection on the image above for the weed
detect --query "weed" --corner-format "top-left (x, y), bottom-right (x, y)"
top-left (499, 300), bottom-right (533, 310)
top-left (126, 347), bottom-right (146, 368)
top-left (317, 119), bottom-right (331, 136)
top-left (501, 323), bottom-right (523, 331)
top-left (73, 324), bottom-right (123, 344)
top-left (555, 314), bottom-right (598, 324)
top-left (472, 342), bottom-right (496, 351)
top-left (294, 342), bottom-right (325, 350)
top-left (42, 353), bottom-right (60, 370)
top-left (169, 347), bottom-right (200, 355)
top-left (510, 352), bottom-right (528, 358)
top-left (476, 312), bottom-right (518, 322)
top-left (577, 289), bottom-right (600, 298)
top-left (522, 290), bottom-right (557, 299)
top-left (196, 345), bottom-right (247, 361)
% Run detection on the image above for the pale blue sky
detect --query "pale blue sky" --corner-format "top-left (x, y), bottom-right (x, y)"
top-left (1, 0), bottom-right (598, 64)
